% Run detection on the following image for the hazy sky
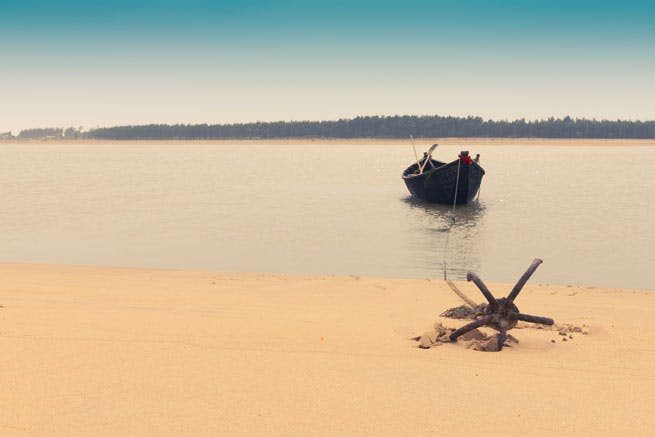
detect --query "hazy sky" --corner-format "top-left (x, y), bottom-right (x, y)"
top-left (1, 0), bottom-right (654, 133)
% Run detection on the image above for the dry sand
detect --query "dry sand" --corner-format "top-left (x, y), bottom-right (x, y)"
top-left (1, 263), bottom-right (654, 436)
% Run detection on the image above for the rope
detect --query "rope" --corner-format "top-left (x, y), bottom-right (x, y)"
top-left (441, 157), bottom-right (480, 308)
top-left (452, 158), bottom-right (461, 212)
top-left (446, 279), bottom-right (477, 308)
top-left (442, 158), bottom-right (462, 280)
top-left (475, 156), bottom-right (481, 202)
top-left (442, 215), bottom-right (454, 280)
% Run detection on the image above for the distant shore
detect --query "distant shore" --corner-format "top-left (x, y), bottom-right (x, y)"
top-left (1, 263), bottom-right (654, 435)
top-left (2, 137), bottom-right (654, 146)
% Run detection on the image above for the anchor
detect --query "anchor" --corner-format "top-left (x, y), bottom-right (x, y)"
top-left (449, 258), bottom-right (554, 350)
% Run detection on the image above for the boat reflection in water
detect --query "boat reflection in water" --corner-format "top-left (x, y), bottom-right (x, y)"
top-left (402, 196), bottom-right (487, 281)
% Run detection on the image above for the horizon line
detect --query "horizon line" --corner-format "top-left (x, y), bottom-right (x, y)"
top-left (8, 113), bottom-right (655, 133)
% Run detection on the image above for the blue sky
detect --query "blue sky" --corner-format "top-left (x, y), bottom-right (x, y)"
top-left (1, 1), bottom-right (654, 132)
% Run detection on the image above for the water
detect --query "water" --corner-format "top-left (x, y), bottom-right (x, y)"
top-left (1, 143), bottom-right (654, 289)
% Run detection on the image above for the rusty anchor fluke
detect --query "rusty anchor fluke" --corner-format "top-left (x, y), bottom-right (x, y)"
top-left (449, 258), bottom-right (555, 350)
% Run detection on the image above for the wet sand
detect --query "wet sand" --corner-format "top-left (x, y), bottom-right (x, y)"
top-left (1, 263), bottom-right (653, 435)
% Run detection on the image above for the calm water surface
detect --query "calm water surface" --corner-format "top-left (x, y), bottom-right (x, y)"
top-left (1, 143), bottom-right (653, 289)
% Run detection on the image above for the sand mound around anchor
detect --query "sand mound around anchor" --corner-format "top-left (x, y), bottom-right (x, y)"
top-left (413, 322), bottom-right (519, 351)
top-left (439, 304), bottom-right (485, 319)
top-left (414, 322), bottom-right (454, 348)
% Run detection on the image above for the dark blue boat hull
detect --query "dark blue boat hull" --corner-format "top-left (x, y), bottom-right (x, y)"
top-left (402, 159), bottom-right (485, 204)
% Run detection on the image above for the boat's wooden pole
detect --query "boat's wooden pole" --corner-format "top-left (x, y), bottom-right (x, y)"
top-left (410, 135), bottom-right (421, 173)
top-left (419, 143), bottom-right (439, 174)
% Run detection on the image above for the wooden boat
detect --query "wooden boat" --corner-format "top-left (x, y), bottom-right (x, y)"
top-left (402, 144), bottom-right (485, 204)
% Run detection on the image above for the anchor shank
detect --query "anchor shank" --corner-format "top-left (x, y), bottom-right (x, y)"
top-left (497, 331), bottom-right (507, 351)
top-left (466, 271), bottom-right (497, 305)
top-left (507, 258), bottom-right (543, 302)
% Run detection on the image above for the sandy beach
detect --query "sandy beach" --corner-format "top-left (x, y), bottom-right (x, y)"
top-left (1, 263), bottom-right (653, 436)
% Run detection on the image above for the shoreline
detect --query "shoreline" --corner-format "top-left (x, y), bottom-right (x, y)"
top-left (1, 262), bottom-right (654, 435)
top-left (2, 137), bottom-right (655, 146)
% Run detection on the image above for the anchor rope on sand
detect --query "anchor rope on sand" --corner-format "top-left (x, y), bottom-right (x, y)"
top-left (445, 279), bottom-right (477, 308)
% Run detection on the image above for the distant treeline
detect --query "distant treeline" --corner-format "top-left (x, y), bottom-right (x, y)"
top-left (16, 127), bottom-right (82, 139)
top-left (12, 115), bottom-right (655, 140)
